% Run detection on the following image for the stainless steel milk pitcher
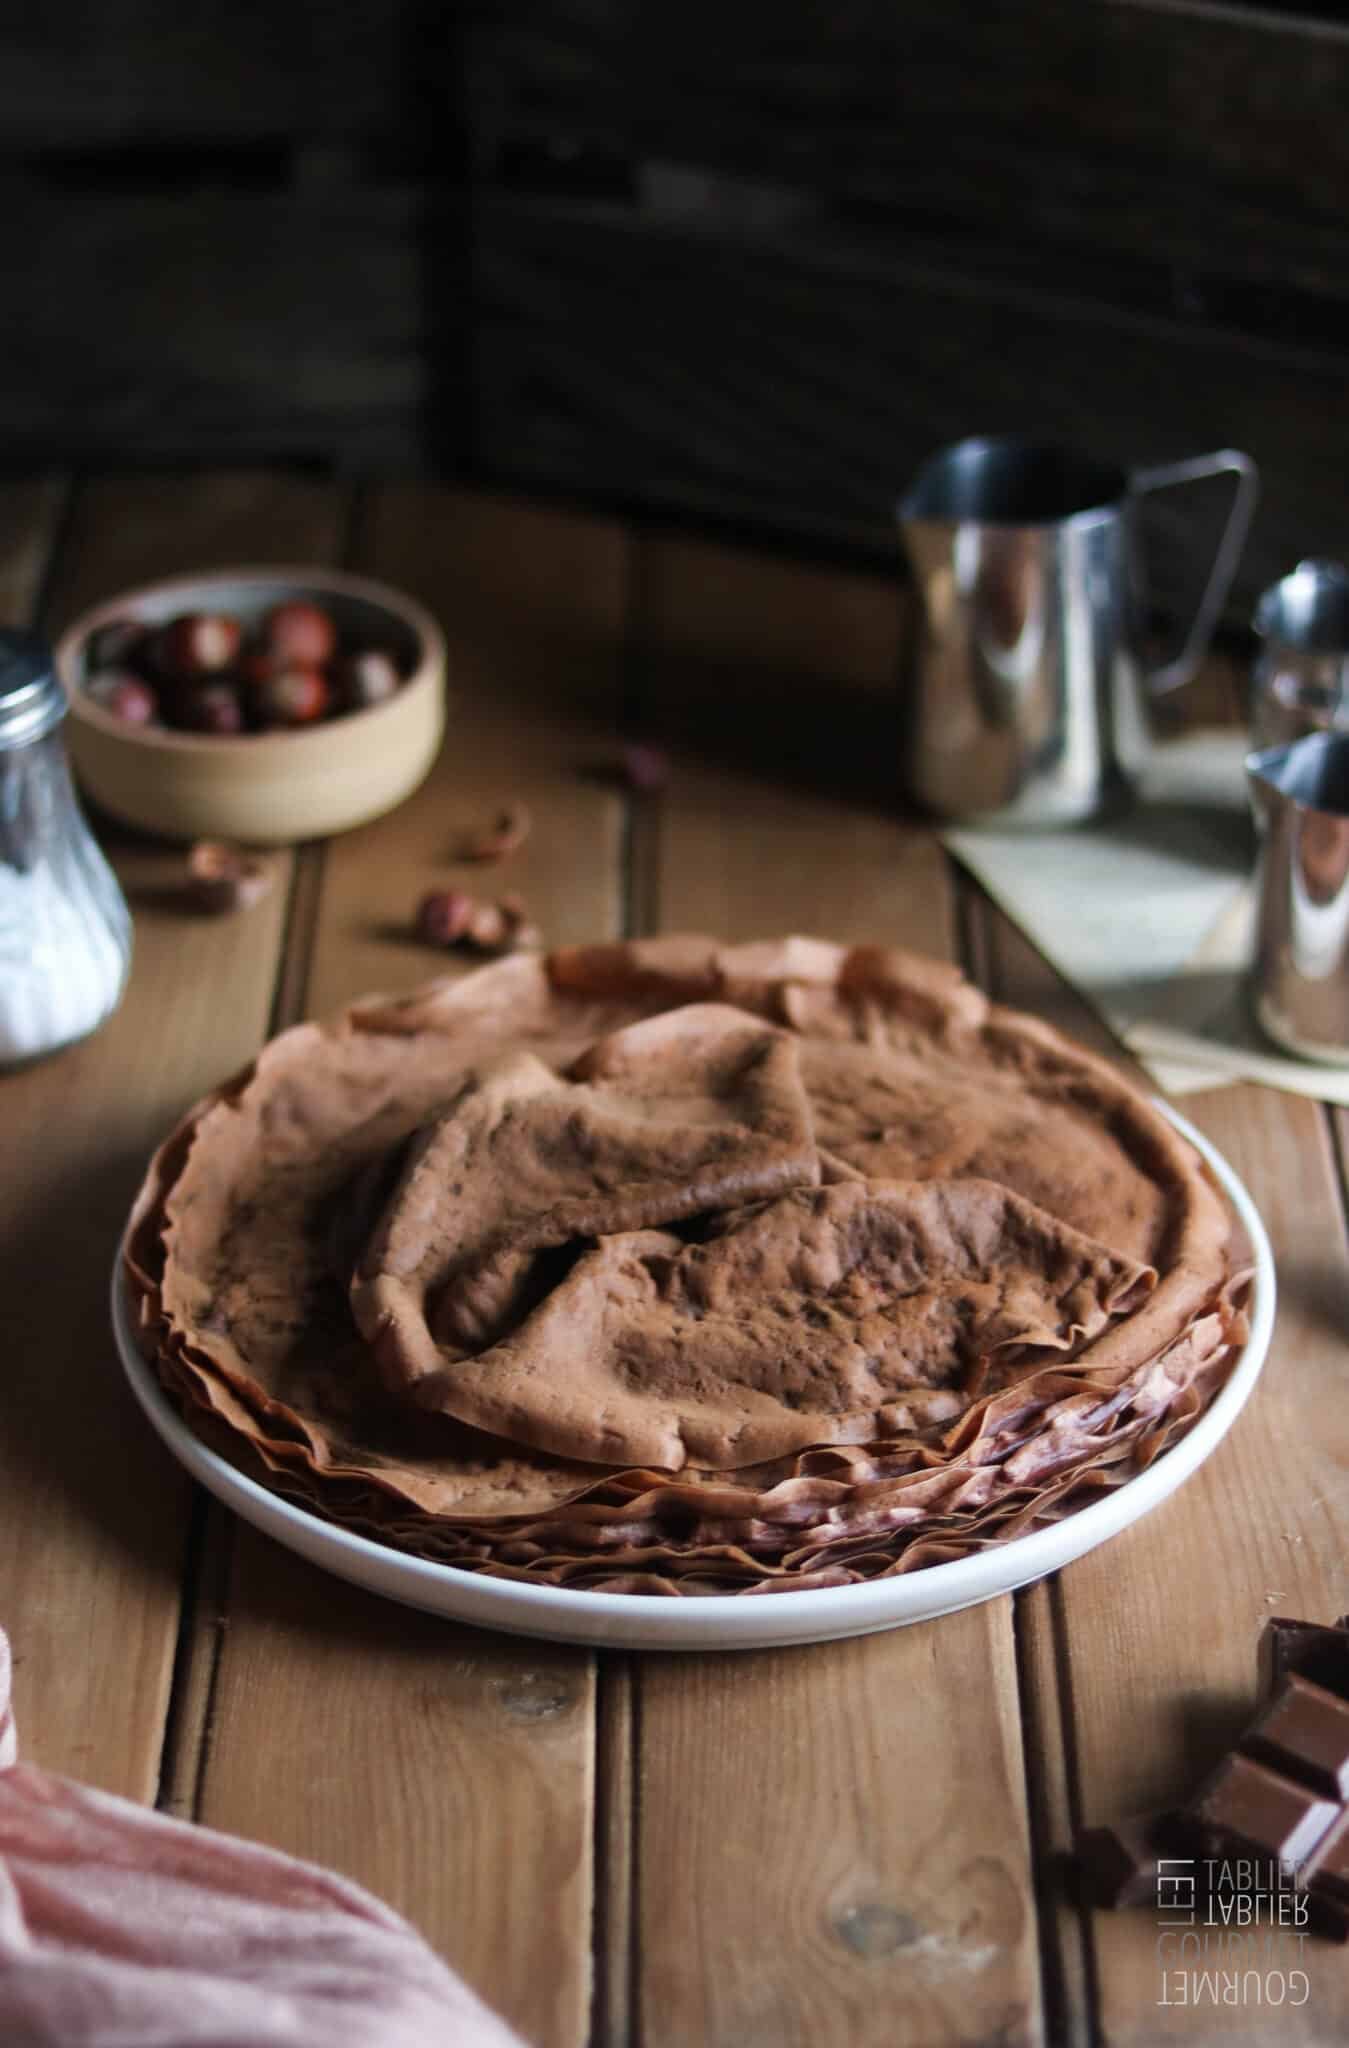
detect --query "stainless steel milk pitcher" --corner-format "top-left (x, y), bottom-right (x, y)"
top-left (1247, 731), bottom-right (1349, 1064)
top-left (898, 436), bottom-right (1258, 827)
top-left (1249, 559), bottom-right (1349, 753)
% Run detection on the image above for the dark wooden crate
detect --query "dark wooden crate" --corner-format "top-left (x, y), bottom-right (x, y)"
top-left (0, 167), bottom-right (449, 471)
top-left (0, 0), bottom-right (1345, 630)
top-left (471, 189), bottom-right (1349, 621)
top-left (463, 0), bottom-right (1349, 618)
top-left (0, 2), bottom-right (455, 147)
top-left (465, 0), bottom-right (1349, 296)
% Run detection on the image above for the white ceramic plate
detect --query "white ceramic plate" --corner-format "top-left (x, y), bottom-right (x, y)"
top-left (114, 1105), bottom-right (1275, 1652)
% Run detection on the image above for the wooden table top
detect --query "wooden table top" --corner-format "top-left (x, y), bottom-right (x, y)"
top-left (5, 471), bottom-right (1346, 2048)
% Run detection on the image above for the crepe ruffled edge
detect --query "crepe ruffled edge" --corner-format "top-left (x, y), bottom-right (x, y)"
top-left (123, 937), bottom-right (1250, 1596)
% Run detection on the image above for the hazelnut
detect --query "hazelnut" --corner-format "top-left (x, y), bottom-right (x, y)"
top-left (155, 611), bottom-right (242, 680)
top-left (416, 888), bottom-right (476, 945)
top-left (251, 662), bottom-right (331, 728)
top-left (336, 648), bottom-right (401, 711)
top-left (460, 802), bottom-right (532, 862)
top-left (414, 888), bottom-right (542, 954)
top-left (175, 681), bottom-right (244, 735)
top-left (263, 599), bottom-right (338, 667)
top-left (622, 742), bottom-right (670, 793)
top-left (85, 670), bottom-right (159, 725)
top-left (496, 891), bottom-right (542, 949)
top-left (237, 648), bottom-right (277, 692)
top-left (186, 840), bottom-right (273, 914)
top-left (85, 616), bottom-right (148, 673)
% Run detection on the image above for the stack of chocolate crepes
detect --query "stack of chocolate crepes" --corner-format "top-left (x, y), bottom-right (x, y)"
top-left (125, 938), bottom-right (1250, 1596)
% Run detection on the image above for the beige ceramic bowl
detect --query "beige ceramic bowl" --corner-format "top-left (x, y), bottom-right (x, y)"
top-left (58, 566), bottom-right (447, 845)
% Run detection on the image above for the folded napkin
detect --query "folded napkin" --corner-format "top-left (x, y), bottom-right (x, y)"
top-left (0, 1628), bottom-right (524, 2048)
top-left (945, 729), bottom-right (1349, 1105)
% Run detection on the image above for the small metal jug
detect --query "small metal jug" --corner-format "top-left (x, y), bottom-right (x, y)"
top-left (1249, 558), bottom-right (1349, 752)
top-left (1247, 731), bottom-right (1349, 1063)
top-left (898, 436), bottom-right (1258, 828)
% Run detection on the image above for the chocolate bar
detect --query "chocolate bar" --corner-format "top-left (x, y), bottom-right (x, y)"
top-left (1300, 1809), bottom-right (1349, 1910)
top-left (1074, 1813), bottom-right (1186, 1907)
top-left (1185, 1751), bottom-right (1340, 1869)
top-left (1076, 1610), bottom-right (1349, 1939)
top-left (1243, 1671), bottom-right (1349, 1802)
top-left (1258, 1615), bottom-right (1349, 1703)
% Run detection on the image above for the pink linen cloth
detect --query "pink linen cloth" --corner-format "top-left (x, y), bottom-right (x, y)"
top-left (0, 1628), bottom-right (525, 2047)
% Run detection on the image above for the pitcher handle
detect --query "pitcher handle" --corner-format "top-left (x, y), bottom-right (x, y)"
top-left (1130, 449), bottom-right (1259, 695)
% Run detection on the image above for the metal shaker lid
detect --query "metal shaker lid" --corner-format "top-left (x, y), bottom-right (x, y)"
top-left (0, 628), bottom-right (65, 748)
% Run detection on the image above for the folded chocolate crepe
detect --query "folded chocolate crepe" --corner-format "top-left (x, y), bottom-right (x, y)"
top-left (124, 938), bottom-right (1250, 1595)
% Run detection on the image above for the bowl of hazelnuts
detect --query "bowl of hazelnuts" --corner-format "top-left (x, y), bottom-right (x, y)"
top-left (56, 567), bottom-right (447, 844)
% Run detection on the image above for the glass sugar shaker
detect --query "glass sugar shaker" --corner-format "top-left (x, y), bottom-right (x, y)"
top-left (0, 628), bottom-right (132, 1068)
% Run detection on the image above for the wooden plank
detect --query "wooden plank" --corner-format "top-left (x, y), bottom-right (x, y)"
top-left (46, 470), bottom-right (347, 627)
top-left (303, 485), bottom-right (629, 1016)
top-left (977, 906), bottom-right (1349, 2044)
top-left (0, 176), bottom-right (437, 472)
top-left (194, 486), bottom-right (628, 2048)
top-left (655, 759), bottom-right (951, 945)
top-left (634, 534), bottom-right (901, 707)
top-left (0, 476), bottom-right (65, 622)
top-left (630, 538), bottom-right (1043, 2047)
top-left (196, 1566), bottom-right (598, 2048)
top-left (1, 1), bottom-right (1345, 307)
top-left (639, 1627), bottom-right (1041, 2048)
top-left (0, 2), bottom-right (449, 146)
top-left (469, 1), bottom-right (1349, 295)
top-left (960, 902), bottom-right (1143, 2048)
top-left (473, 193), bottom-right (1346, 621)
top-left (3, 471), bottom-right (343, 1795)
top-left (631, 531), bottom-right (905, 810)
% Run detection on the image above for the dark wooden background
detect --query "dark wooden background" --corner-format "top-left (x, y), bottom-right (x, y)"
top-left (3, 0), bottom-right (1348, 626)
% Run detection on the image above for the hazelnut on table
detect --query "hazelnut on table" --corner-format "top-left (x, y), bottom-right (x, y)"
top-left (186, 841), bottom-right (273, 915)
top-left (460, 803), bottom-right (532, 862)
top-left (416, 888), bottom-right (541, 954)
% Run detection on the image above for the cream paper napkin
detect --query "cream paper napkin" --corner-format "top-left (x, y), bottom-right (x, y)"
top-left (944, 728), bottom-right (1349, 1104)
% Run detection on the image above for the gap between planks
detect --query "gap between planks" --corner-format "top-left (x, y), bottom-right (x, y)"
top-left (615, 580), bottom-right (1041, 2042)
top-left (6, 470), bottom-right (344, 1799)
top-left (961, 854), bottom-right (1349, 2046)
top-left (592, 1655), bottom-right (639, 2048)
top-left (174, 485), bottom-right (628, 2048)
top-left (593, 535), bottom-right (653, 2048)
top-left (149, 478), bottom-right (359, 1818)
top-left (154, 836), bottom-right (331, 1821)
top-left (953, 859), bottom-right (1096, 2048)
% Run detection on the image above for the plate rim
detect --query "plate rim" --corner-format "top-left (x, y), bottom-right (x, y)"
top-left (113, 1101), bottom-right (1276, 1650)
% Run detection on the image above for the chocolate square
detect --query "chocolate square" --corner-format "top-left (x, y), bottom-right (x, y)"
top-left (1074, 1812), bottom-right (1186, 1907)
top-left (1187, 1753), bottom-right (1339, 1871)
top-left (1258, 1617), bottom-right (1349, 1703)
top-left (1301, 1807), bottom-right (1349, 1908)
top-left (1243, 1673), bottom-right (1349, 1802)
